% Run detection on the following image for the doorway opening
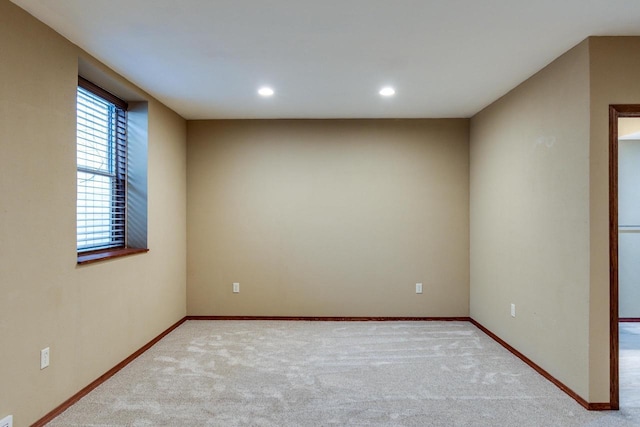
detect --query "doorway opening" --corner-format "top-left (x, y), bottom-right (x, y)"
top-left (610, 105), bottom-right (640, 410)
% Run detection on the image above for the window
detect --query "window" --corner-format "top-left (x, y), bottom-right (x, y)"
top-left (76, 78), bottom-right (128, 254)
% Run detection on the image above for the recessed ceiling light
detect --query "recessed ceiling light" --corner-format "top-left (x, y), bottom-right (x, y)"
top-left (379, 87), bottom-right (395, 97)
top-left (258, 87), bottom-right (274, 97)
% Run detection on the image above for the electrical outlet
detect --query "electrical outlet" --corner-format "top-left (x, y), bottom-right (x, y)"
top-left (1, 415), bottom-right (13, 427)
top-left (41, 347), bottom-right (50, 370)
top-left (510, 303), bottom-right (516, 318)
top-left (233, 282), bottom-right (240, 293)
top-left (415, 283), bottom-right (423, 294)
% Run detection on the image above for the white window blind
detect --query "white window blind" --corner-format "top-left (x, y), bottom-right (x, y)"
top-left (76, 79), bottom-right (128, 252)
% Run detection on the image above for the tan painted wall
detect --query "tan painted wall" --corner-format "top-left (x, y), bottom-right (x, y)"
top-left (187, 119), bottom-right (469, 317)
top-left (0, 2), bottom-right (187, 425)
top-left (470, 41), bottom-right (592, 399)
top-left (589, 37), bottom-right (640, 401)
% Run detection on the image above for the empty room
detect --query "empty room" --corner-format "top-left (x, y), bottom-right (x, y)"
top-left (2, 0), bottom-right (640, 426)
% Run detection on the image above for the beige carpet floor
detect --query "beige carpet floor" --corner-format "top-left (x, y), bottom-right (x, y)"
top-left (47, 321), bottom-right (640, 426)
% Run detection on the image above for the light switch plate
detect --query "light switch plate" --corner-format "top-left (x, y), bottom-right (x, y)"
top-left (416, 283), bottom-right (423, 294)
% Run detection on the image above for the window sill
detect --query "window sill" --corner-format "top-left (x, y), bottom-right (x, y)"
top-left (77, 247), bottom-right (149, 265)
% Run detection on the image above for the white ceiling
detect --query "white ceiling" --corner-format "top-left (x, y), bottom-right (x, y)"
top-left (10, 0), bottom-right (640, 120)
